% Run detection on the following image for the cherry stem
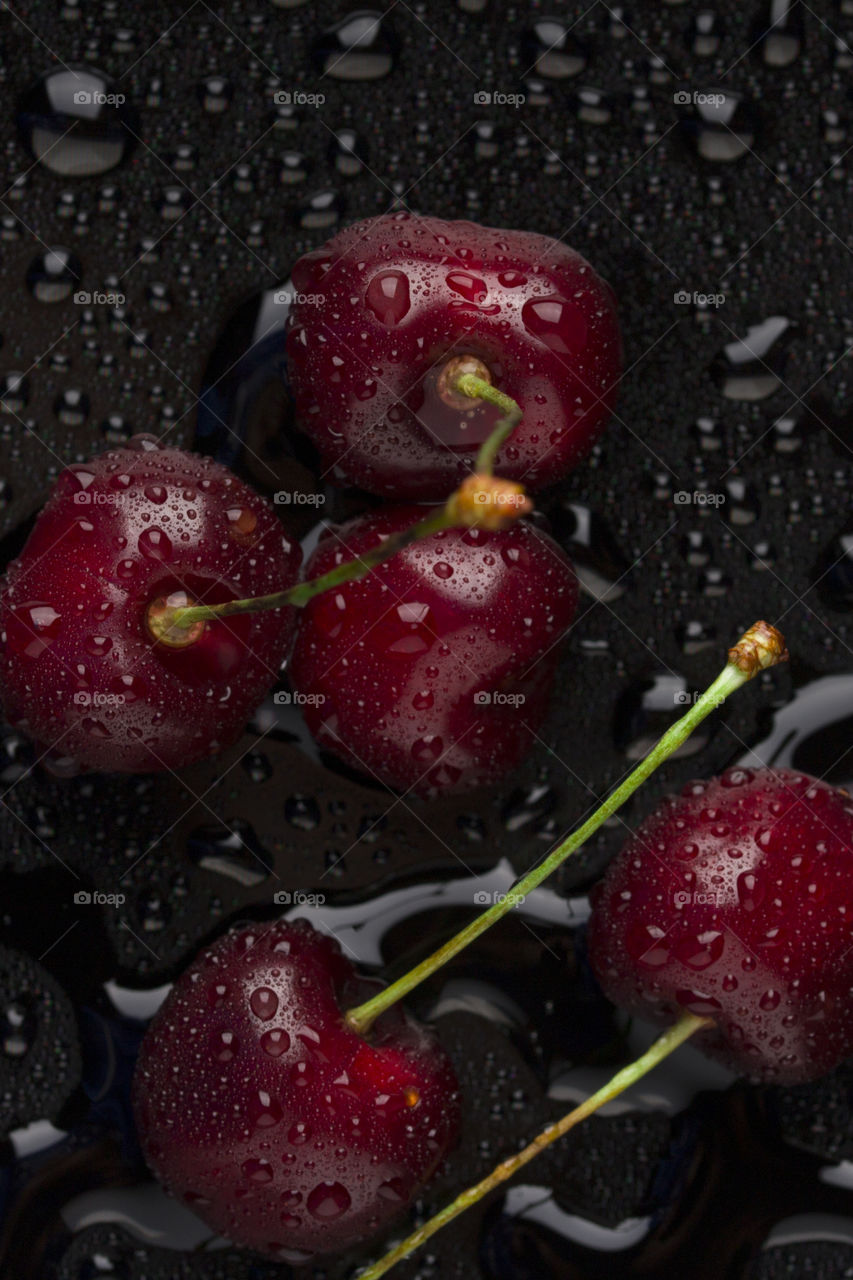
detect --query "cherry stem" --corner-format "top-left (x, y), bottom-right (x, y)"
top-left (451, 373), bottom-right (523, 474)
top-left (157, 507), bottom-right (456, 631)
top-left (158, 382), bottom-right (527, 635)
top-left (357, 1011), bottom-right (711, 1279)
top-left (344, 621), bottom-right (787, 1037)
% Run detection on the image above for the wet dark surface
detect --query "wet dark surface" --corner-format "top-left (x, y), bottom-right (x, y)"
top-left (1, 1), bottom-right (853, 1277)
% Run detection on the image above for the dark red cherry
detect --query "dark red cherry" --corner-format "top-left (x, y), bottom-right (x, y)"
top-left (131, 918), bottom-right (460, 1263)
top-left (288, 504), bottom-right (578, 796)
top-left (587, 767), bottom-right (853, 1085)
top-left (0, 437), bottom-right (301, 773)
top-left (286, 211), bottom-right (622, 499)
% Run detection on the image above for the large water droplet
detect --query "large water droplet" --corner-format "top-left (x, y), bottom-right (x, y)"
top-left (138, 527), bottom-right (173, 562)
top-left (521, 295), bottom-right (588, 355)
top-left (521, 20), bottom-right (587, 78)
top-left (712, 317), bottom-right (793, 400)
top-left (681, 88), bottom-right (758, 163)
top-left (365, 270), bottom-right (411, 326)
top-left (307, 1180), bottom-right (351, 1219)
top-left (250, 987), bottom-right (279, 1021)
top-left (17, 66), bottom-right (138, 176)
top-left (312, 12), bottom-right (399, 80)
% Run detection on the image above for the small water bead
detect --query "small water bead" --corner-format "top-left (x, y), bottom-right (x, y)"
top-left (26, 247), bottom-right (82, 302)
top-left (0, 372), bottom-right (30, 414)
top-left (54, 388), bottom-right (89, 425)
top-left (692, 11), bottom-right (722, 57)
top-left (626, 922), bottom-right (671, 967)
top-left (197, 75), bottom-right (233, 113)
top-left (261, 1028), bottom-right (291, 1057)
top-left (250, 1089), bottom-right (284, 1128)
top-left (573, 86), bottom-right (614, 126)
top-left (211, 1028), bottom-right (238, 1062)
top-left (279, 150), bottom-right (311, 184)
top-left (17, 66), bottom-right (138, 176)
top-left (294, 189), bottom-right (344, 231)
top-left (3, 1001), bottom-right (32, 1057)
top-left (242, 1157), bottom-right (274, 1184)
top-left (101, 414), bottom-right (132, 444)
top-left (677, 619), bottom-right (717, 655)
top-left (158, 186), bottom-right (193, 221)
top-left (328, 127), bottom-right (367, 176)
top-left (285, 795), bottom-right (321, 830)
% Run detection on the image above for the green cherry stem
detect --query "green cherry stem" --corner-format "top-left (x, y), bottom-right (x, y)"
top-left (457, 374), bottom-right (523, 473)
top-left (357, 1012), bottom-right (710, 1280)
top-left (149, 382), bottom-right (528, 642)
top-left (344, 621), bottom-right (788, 1038)
top-left (434, 354), bottom-right (523, 475)
top-left (148, 506), bottom-right (456, 639)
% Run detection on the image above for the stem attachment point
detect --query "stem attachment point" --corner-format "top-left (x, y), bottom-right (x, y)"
top-left (145, 592), bottom-right (206, 648)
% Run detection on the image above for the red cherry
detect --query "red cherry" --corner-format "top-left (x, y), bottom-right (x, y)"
top-left (131, 918), bottom-right (460, 1262)
top-left (587, 767), bottom-right (853, 1085)
top-left (286, 212), bottom-right (622, 499)
top-left (288, 504), bottom-right (578, 796)
top-left (0, 437), bottom-right (301, 773)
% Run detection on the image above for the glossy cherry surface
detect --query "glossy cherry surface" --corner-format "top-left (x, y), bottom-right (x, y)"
top-left (132, 918), bottom-right (460, 1262)
top-left (587, 767), bottom-right (853, 1085)
top-left (286, 212), bottom-right (622, 499)
top-left (289, 504), bottom-right (578, 796)
top-left (0, 437), bottom-right (301, 773)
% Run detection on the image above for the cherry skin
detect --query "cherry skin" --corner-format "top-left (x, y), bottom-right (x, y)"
top-left (286, 211), bottom-right (622, 499)
top-left (288, 504), bottom-right (578, 796)
top-left (0, 436), bottom-right (301, 773)
top-left (131, 918), bottom-right (460, 1263)
top-left (587, 767), bottom-right (853, 1085)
